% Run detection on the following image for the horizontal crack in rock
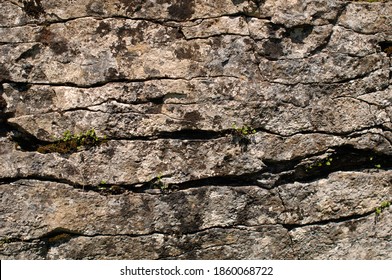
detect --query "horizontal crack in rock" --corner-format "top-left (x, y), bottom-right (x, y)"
top-left (282, 210), bottom-right (375, 232)
top-left (270, 145), bottom-right (392, 188)
top-left (2, 144), bottom-right (391, 196)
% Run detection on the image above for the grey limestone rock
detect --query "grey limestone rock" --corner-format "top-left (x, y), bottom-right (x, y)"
top-left (1, 0), bottom-right (391, 259)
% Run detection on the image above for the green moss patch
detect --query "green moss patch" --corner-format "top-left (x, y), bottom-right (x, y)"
top-left (37, 129), bottom-right (106, 154)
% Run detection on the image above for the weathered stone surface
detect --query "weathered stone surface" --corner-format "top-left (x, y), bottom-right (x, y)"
top-left (261, 0), bottom-right (344, 27)
top-left (0, 180), bottom-right (283, 238)
top-left (1, 0), bottom-right (392, 259)
top-left (338, 1), bottom-right (392, 34)
top-left (0, 0), bottom-right (256, 27)
top-left (1, 226), bottom-right (295, 260)
top-left (45, 226), bottom-right (294, 260)
top-left (278, 171), bottom-right (392, 224)
top-left (0, 240), bottom-right (46, 260)
top-left (290, 207), bottom-right (392, 259)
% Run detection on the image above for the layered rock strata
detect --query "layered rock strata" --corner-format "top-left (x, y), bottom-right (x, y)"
top-left (0, 0), bottom-right (391, 259)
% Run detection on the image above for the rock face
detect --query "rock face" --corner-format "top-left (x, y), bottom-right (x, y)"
top-left (0, 0), bottom-right (391, 259)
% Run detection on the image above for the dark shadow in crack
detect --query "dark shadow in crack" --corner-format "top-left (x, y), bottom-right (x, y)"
top-left (267, 144), bottom-right (392, 188)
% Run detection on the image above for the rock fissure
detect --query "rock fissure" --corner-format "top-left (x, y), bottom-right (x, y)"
top-left (2, 144), bottom-right (390, 197)
top-left (282, 210), bottom-right (376, 232)
top-left (1, 74), bottom-right (244, 88)
top-left (267, 145), bottom-right (392, 187)
top-left (1, 0), bottom-right (391, 260)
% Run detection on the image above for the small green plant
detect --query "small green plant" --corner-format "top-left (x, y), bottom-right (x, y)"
top-left (62, 130), bottom-right (73, 142)
top-left (97, 180), bottom-right (108, 190)
top-left (368, 154), bottom-right (383, 169)
top-left (232, 123), bottom-right (256, 136)
top-left (305, 157), bottom-right (334, 172)
top-left (231, 123), bottom-right (257, 151)
top-left (37, 128), bottom-right (106, 154)
top-left (96, 180), bottom-right (125, 195)
top-left (375, 201), bottom-right (391, 216)
top-left (152, 174), bottom-right (170, 192)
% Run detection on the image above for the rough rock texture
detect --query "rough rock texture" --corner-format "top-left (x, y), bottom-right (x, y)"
top-left (0, 0), bottom-right (391, 259)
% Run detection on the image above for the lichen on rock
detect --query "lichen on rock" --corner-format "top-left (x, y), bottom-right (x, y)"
top-left (0, 0), bottom-right (391, 260)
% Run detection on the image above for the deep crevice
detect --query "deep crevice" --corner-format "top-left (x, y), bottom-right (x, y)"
top-left (379, 41), bottom-right (392, 56)
top-left (0, 74), bottom-right (242, 89)
top-left (39, 227), bottom-right (81, 247)
top-left (35, 129), bottom-right (232, 152)
top-left (172, 171), bottom-right (264, 190)
top-left (87, 171), bottom-right (266, 196)
top-left (282, 210), bottom-right (374, 231)
top-left (157, 129), bottom-right (230, 140)
top-left (6, 121), bottom-right (51, 151)
top-left (3, 144), bottom-right (391, 196)
top-left (0, 175), bottom-right (83, 189)
top-left (265, 145), bottom-right (392, 188)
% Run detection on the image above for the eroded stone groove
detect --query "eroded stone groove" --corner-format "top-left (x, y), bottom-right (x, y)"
top-left (1, 0), bottom-right (392, 259)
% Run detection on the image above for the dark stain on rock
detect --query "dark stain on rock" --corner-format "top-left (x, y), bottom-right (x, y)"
top-left (174, 47), bottom-right (192, 59)
top-left (9, 82), bottom-right (31, 92)
top-left (21, 63), bottom-right (33, 78)
top-left (286, 25), bottom-right (313, 44)
top-left (161, 192), bottom-right (203, 234)
top-left (174, 44), bottom-right (200, 60)
top-left (119, 0), bottom-right (143, 14)
top-left (183, 111), bottom-right (202, 124)
top-left (96, 21), bottom-right (111, 37)
top-left (266, 22), bottom-right (285, 38)
top-left (110, 40), bottom-right (127, 54)
top-left (213, 115), bottom-right (223, 127)
top-left (117, 22), bottom-right (147, 45)
top-left (105, 67), bottom-right (125, 80)
top-left (0, 63), bottom-right (11, 81)
top-left (38, 28), bottom-right (69, 55)
top-left (348, 221), bottom-right (357, 232)
top-left (172, 27), bottom-right (186, 40)
top-left (168, 0), bottom-right (195, 21)
top-left (50, 40), bottom-right (69, 55)
top-left (253, 0), bottom-right (266, 7)
top-left (261, 39), bottom-right (284, 60)
top-left (16, 44), bottom-right (41, 61)
top-left (168, 237), bottom-right (201, 259)
top-left (208, 37), bottom-right (222, 50)
top-left (143, 66), bottom-right (161, 76)
top-left (146, 104), bottom-right (163, 114)
top-left (195, 187), bottom-right (208, 203)
top-left (154, 28), bottom-right (183, 46)
top-left (22, 0), bottom-right (45, 19)
top-left (0, 94), bottom-right (6, 111)
top-left (37, 28), bottom-right (54, 44)
top-left (231, 0), bottom-right (247, 5)
top-left (165, 118), bottom-right (174, 125)
top-left (104, 146), bottom-right (116, 158)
